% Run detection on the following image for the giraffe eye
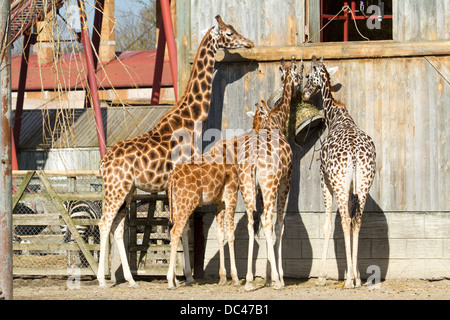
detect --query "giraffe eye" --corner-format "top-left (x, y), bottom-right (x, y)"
top-left (226, 32), bottom-right (234, 37)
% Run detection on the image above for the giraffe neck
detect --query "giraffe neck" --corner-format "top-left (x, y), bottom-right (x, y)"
top-left (148, 29), bottom-right (218, 138)
top-left (268, 74), bottom-right (294, 132)
top-left (319, 68), bottom-right (353, 129)
top-left (179, 29), bottom-right (219, 122)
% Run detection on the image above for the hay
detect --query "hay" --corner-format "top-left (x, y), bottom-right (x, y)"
top-left (267, 88), bottom-right (324, 143)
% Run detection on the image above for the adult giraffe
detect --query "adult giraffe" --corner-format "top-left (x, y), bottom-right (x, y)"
top-left (238, 57), bottom-right (300, 291)
top-left (97, 15), bottom-right (254, 288)
top-left (302, 56), bottom-right (376, 288)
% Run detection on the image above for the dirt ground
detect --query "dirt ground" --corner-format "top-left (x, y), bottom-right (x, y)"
top-left (12, 276), bottom-right (450, 300)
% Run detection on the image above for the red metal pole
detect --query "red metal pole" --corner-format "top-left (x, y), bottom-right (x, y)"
top-left (78, 0), bottom-right (107, 158)
top-left (83, 0), bottom-right (105, 109)
top-left (12, 33), bottom-right (31, 169)
top-left (344, 1), bottom-right (349, 42)
top-left (150, 19), bottom-right (166, 105)
top-left (160, 0), bottom-right (178, 101)
top-left (91, 0), bottom-right (105, 71)
top-left (320, 0), bottom-right (324, 42)
top-left (11, 130), bottom-right (17, 171)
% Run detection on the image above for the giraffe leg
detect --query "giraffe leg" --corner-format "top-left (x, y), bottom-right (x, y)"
top-left (239, 168), bottom-right (258, 291)
top-left (225, 202), bottom-right (240, 286)
top-left (97, 198), bottom-right (125, 288)
top-left (273, 177), bottom-right (290, 288)
top-left (352, 190), bottom-right (368, 288)
top-left (167, 220), bottom-right (182, 290)
top-left (215, 203), bottom-right (227, 285)
top-left (261, 189), bottom-right (283, 290)
top-left (336, 192), bottom-right (354, 289)
top-left (244, 207), bottom-right (256, 291)
top-left (181, 222), bottom-right (195, 286)
top-left (111, 209), bottom-right (138, 288)
top-left (317, 172), bottom-right (333, 286)
top-left (97, 215), bottom-right (111, 288)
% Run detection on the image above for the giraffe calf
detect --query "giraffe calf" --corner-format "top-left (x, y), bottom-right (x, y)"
top-left (166, 105), bottom-right (269, 290)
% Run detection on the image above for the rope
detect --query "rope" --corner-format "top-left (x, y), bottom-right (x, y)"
top-left (308, 5), bottom-right (370, 43)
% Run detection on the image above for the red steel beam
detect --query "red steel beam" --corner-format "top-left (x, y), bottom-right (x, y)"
top-left (160, 0), bottom-right (177, 101)
top-left (12, 33), bottom-right (32, 170)
top-left (77, 0), bottom-right (107, 158)
top-left (150, 18), bottom-right (166, 105)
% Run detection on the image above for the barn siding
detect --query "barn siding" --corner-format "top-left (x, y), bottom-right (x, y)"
top-left (393, 0), bottom-right (450, 42)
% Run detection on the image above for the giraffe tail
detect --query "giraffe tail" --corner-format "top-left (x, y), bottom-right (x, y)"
top-left (350, 156), bottom-right (359, 225)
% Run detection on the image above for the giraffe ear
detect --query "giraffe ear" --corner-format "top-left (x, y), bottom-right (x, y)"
top-left (246, 111), bottom-right (256, 118)
top-left (319, 56), bottom-right (324, 62)
top-left (211, 24), bottom-right (220, 36)
top-left (327, 66), bottom-right (339, 76)
top-left (279, 65), bottom-right (286, 81)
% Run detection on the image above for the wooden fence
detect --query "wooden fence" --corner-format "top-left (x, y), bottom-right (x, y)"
top-left (12, 170), bottom-right (183, 277)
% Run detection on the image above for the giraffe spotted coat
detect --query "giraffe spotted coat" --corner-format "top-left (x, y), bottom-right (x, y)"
top-left (302, 56), bottom-right (376, 289)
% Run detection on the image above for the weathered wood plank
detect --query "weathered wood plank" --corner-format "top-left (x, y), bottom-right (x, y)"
top-left (189, 41), bottom-right (450, 63)
top-left (12, 171), bottom-right (35, 209)
top-left (13, 170), bottom-right (100, 177)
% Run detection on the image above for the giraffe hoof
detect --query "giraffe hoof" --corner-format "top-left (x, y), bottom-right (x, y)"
top-left (273, 281), bottom-right (284, 290)
top-left (315, 277), bottom-right (327, 286)
top-left (185, 278), bottom-right (196, 286)
top-left (218, 278), bottom-right (227, 286)
top-left (344, 280), bottom-right (355, 289)
top-left (244, 282), bottom-right (256, 292)
top-left (98, 283), bottom-right (108, 289)
top-left (232, 280), bottom-right (242, 287)
top-left (129, 282), bottom-right (139, 289)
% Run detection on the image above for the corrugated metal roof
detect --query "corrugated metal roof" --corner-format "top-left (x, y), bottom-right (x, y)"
top-left (14, 106), bottom-right (172, 149)
top-left (11, 50), bottom-right (174, 91)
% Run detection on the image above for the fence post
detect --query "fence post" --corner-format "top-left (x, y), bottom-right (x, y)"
top-left (0, 0), bottom-right (12, 301)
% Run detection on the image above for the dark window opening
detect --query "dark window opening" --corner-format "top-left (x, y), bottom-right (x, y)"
top-left (320, 0), bottom-right (393, 42)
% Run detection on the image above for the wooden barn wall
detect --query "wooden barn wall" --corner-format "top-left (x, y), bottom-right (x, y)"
top-left (393, 0), bottom-right (450, 42)
top-left (188, 0), bottom-right (305, 49)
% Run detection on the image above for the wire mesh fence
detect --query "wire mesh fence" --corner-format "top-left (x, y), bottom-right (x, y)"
top-left (12, 171), bottom-right (179, 277)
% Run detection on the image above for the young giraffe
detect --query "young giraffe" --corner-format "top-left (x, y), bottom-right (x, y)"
top-left (302, 56), bottom-right (376, 289)
top-left (97, 15), bottom-right (254, 288)
top-left (238, 57), bottom-right (300, 291)
top-left (166, 104), bottom-right (269, 290)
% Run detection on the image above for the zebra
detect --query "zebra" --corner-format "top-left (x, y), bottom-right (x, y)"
top-left (61, 200), bottom-right (102, 268)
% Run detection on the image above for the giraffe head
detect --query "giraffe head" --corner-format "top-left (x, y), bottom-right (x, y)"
top-left (279, 56), bottom-right (301, 97)
top-left (302, 56), bottom-right (338, 101)
top-left (212, 15), bottom-right (254, 49)
top-left (247, 101), bottom-right (270, 133)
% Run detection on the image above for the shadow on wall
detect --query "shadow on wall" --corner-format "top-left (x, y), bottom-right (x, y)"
top-left (333, 195), bottom-right (389, 282)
